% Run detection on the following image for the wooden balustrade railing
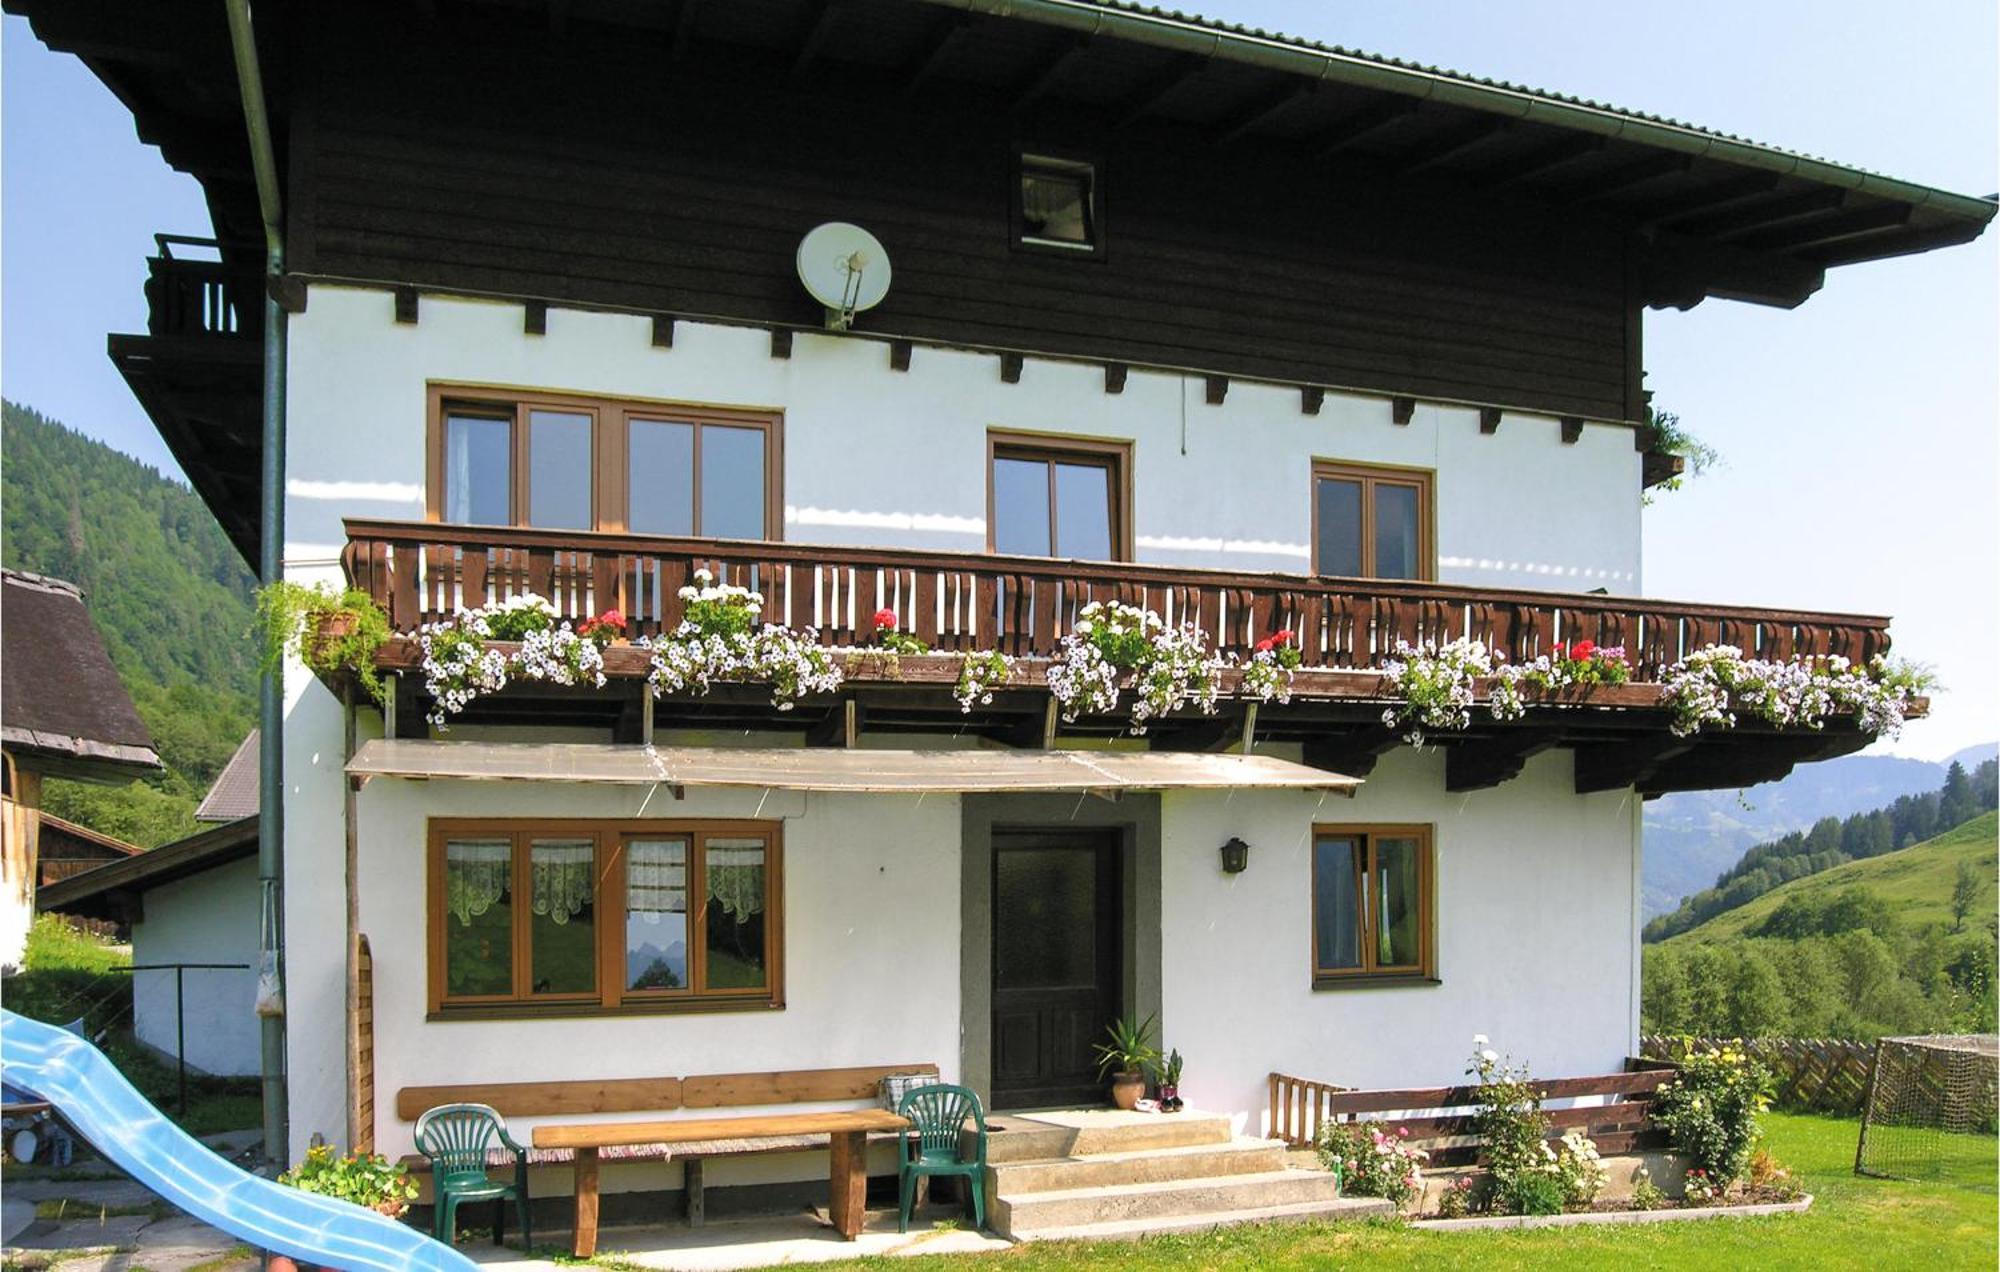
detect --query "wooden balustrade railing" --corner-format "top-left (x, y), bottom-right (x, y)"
top-left (143, 252), bottom-right (257, 340)
top-left (342, 519), bottom-right (1892, 681)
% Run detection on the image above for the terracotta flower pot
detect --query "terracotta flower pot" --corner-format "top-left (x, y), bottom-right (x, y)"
top-left (305, 609), bottom-right (358, 666)
top-left (1109, 1071), bottom-right (1146, 1110)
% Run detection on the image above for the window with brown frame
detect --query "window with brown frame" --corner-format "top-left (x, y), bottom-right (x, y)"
top-left (1311, 824), bottom-right (1435, 987)
top-left (427, 818), bottom-right (783, 1017)
top-left (1311, 460), bottom-right (1434, 581)
top-left (428, 387), bottom-right (783, 540)
top-left (988, 431), bottom-right (1132, 561)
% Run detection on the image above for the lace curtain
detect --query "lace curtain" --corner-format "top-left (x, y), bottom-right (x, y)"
top-left (446, 840), bottom-right (511, 926)
top-left (707, 842), bottom-right (765, 922)
top-left (627, 839), bottom-right (688, 925)
top-left (531, 839), bottom-right (594, 925)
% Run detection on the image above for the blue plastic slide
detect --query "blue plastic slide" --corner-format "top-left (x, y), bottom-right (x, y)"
top-left (2, 1010), bottom-right (477, 1271)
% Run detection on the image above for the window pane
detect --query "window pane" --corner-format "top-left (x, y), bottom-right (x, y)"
top-left (992, 457), bottom-right (1051, 557)
top-left (700, 425), bottom-right (766, 540)
top-left (1313, 836), bottom-right (1362, 972)
top-left (443, 838), bottom-right (513, 997)
top-left (1375, 483), bottom-right (1422, 581)
top-left (628, 419), bottom-right (695, 536)
top-left (444, 415), bottom-right (512, 525)
top-left (1053, 461), bottom-right (1114, 560)
top-left (1315, 478), bottom-right (1363, 577)
top-left (1375, 837), bottom-right (1423, 968)
top-left (702, 839), bottom-right (768, 991)
top-left (1021, 161), bottom-right (1093, 245)
top-left (994, 847), bottom-right (1098, 991)
top-left (528, 838), bottom-right (596, 995)
top-left (624, 838), bottom-right (690, 992)
top-left (527, 409), bottom-right (593, 529)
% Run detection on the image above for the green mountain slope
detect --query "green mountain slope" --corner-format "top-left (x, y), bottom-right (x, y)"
top-left (1662, 812), bottom-right (1999, 947)
top-left (1, 400), bottom-right (257, 845)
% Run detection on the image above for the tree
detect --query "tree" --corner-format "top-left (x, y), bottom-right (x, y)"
top-left (1952, 859), bottom-right (1981, 934)
top-left (1939, 762), bottom-right (1979, 830)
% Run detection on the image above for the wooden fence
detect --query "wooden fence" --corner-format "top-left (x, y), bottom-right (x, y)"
top-left (1641, 1035), bottom-right (1875, 1114)
top-left (1270, 1066), bottom-right (1676, 1166)
top-left (350, 933), bottom-right (375, 1154)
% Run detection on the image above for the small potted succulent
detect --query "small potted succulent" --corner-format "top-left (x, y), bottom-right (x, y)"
top-left (1157, 1048), bottom-right (1185, 1113)
top-left (1092, 1012), bottom-right (1161, 1111)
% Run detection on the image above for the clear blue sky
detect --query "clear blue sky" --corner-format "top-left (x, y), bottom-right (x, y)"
top-left (4, 3), bottom-right (1994, 759)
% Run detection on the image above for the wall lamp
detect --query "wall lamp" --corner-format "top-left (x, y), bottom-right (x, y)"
top-left (1219, 837), bottom-right (1250, 874)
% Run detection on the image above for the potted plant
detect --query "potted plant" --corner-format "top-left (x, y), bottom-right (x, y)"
top-left (277, 1142), bottom-right (418, 1218)
top-left (1092, 1012), bottom-right (1161, 1111)
top-left (257, 581), bottom-right (393, 705)
top-left (1158, 1048), bottom-right (1185, 1113)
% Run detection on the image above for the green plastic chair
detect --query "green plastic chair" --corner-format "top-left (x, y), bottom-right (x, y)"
top-left (896, 1083), bottom-right (987, 1234)
top-left (413, 1102), bottom-right (531, 1249)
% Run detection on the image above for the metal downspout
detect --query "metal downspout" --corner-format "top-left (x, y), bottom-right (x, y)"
top-left (223, 0), bottom-right (289, 1168)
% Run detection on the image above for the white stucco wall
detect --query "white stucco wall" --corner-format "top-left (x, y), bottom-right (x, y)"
top-left (131, 855), bottom-right (262, 1078)
top-left (282, 286), bottom-right (1641, 592)
top-left (1159, 745), bottom-right (1644, 1129)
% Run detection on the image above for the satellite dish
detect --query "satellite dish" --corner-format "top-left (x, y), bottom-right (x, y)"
top-left (796, 222), bottom-right (892, 331)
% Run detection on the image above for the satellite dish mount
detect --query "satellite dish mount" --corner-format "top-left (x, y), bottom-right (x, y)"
top-left (796, 222), bottom-right (893, 332)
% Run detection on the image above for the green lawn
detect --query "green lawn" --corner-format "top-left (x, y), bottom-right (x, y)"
top-left (822, 1113), bottom-right (1995, 1271)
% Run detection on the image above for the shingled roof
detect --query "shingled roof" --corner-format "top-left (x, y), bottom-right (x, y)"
top-left (1, 570), bottom-right (160, 781)
top-left (195, 729), bottom-right (258, 823)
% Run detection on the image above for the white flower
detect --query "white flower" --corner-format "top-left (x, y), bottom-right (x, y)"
top-left (1472, 1034), bottom-right (1489, 1046)
top-left (1481, 1049), bottom-right (1498, 1063)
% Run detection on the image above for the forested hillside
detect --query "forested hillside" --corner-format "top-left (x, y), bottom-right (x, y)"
top-left (1644, 759), bottom-right (1999, 942)
top-left (1643, 812), bottom-right (1998, 1039)
top-left (1, 400), bottom-right (257, 844)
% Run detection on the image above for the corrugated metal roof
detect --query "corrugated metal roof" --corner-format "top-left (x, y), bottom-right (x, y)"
top-left (923, 0), bottom-right (1997, 220)
top-left (346, 739), bottom-right (1360, 794)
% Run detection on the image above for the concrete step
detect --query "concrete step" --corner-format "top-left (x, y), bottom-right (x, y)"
top-left (992, 1168), bottom-right (1343, 1234)
top-left (1007, 1194), bottom-right (1394, 1243)
top-left (980, 1112), bottom-right (1234, 1163)
top-left (989, 1138), bottom-right (1291, 1194)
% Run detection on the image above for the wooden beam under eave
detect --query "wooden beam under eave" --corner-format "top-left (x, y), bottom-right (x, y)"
top-left (1637, 172), bottom-right (1782, 230)
top-left (770, 329), bottom-right (794, 359)
top-left (1301, 386), bottom-right (1325, 416)
top-left (790, 0), bottom-right (846, 79)
top-left (1114, 54), bottom-right (1206, 130)
top-left (524, 300), bottom-right (547, 336)
top-left (1479, 407), bottom-right (1502, 434)
top-left (1391, 397), bottom-right (1416, 425)
top-left (889, 339), bottom-right (913, 372)
top-left (651, 315), bottom-right (676, 348)
top-left (1000, 352), bottom-right (1024, 383)
top-left (1555, 153), bottom-right (1692, 205)
top-left (1205, 375), bottom-right (1228, 405)
top-left (393, 287), bottom-right (419, 324)
top-left (1389, 117), bottom-right (1510, 176)
top-left (1573, 736), bottom-right (1691, 794)
top-left (1311, 98), bottom-right (1418, 158)
top-left (1212, 81), bottom-right (1313, 147)
top-left (1012, 36), bottom-right (1091, 112)
top-left (1444, 731), bottom-right (1559, 793)
top-left (1679, 187), bottom-right (1847, 241)
top-left (903, 16), bottom-right (969, 94)
top-left (1734, 202), bottom-right (1912, 254)
top-left (1561, 416), bottom-right (1584, 445)
top-left (1104, 362), bottom-right (1128, 394)
top-left (1476, 134), bottom-right (1604, 191)
top-left (1302, 728), bottom-right (1402, 778)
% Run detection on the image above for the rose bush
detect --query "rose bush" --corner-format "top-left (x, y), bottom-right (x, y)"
top-left (1315, 1121), bottom-right (1427, 1212)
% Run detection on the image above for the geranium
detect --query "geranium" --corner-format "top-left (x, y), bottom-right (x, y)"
top-left (869, 605), bottom-right (928, 655)
top-left (872, 607), bottom-right (899, 634)
top-left (1380, 638), bottom-right (1525, 745)
top-left (417, 596), bottom-right (607, 728)
top-left (954, 650), bottom-right (1013, 712)
top-left (1239, 629), bottom-right (1303, 704)
top-left (1046, 601), bottom-right (1224, 734)
top-left (643, 569), bottom-right (841, 710)
top-left (1662, 646), bottom-right (1932, 739)
top-left (575, 609), bottom-right (626, 646)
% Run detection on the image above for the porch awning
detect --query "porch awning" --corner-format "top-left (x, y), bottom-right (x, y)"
top-left (344, 739), bottom-right (1359, 794)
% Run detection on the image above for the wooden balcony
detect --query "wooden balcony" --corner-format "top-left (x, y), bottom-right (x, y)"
top-left (341, 519), bottom-right (1900, 796)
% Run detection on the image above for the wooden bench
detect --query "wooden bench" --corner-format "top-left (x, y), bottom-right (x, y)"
top-left (537, 1109), bottom-right (909, 1255)
top-left (1269, 1064), bottom-right (1677, 1165)
top-left (396, 1062), bottom-right (938, 1254)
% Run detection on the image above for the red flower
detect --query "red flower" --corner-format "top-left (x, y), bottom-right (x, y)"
top-left (1551, 642), bottom-right (1567, 660)
top-left (597, 609), bottom-right (625, 629)
top-left (873, 607), bottom-right (899, 633)
top-left (1254, 636), bottom-right (1275, 654)
top-left (1273, 629), bottom-right (1296, 646)
top-left (1571, 639), bottom-right (1596, 659)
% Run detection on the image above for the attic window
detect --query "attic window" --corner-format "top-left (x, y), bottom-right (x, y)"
top-left (1017, 153), bottom-right (1100, 255)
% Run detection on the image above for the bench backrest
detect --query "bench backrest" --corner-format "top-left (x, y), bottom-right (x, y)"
top-left (395, 1062), bottom-right (938, 1122)
top-left (1272, 1066), bottom-right (1675, 1166)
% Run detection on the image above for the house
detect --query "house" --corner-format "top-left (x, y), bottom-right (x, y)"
top-left (36, 815), bottom-right (142, 888)
top-left (1, 569), bottom-right (161, 971)
top-left (14, 0), bottom-right (1991, 1242)
top-left (37, 818), bottom-right (262, 1079)
top-left (194, 731), bottom-right (259, 825)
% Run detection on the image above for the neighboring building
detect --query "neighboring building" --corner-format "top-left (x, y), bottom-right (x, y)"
top-left (36, 814), bottom-right (142, 887)
top-left (38, 818), bottom-right (262, 1078)
top-left (194, 731), bottom-right (259, 824)
top-left (1, 569), bottom-right (161, 971)
top-left (16, 0), bottom-right (1991, 1232)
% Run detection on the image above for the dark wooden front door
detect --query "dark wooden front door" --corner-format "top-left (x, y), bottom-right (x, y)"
top-left (990, 829), bottom-right (1122, 1109)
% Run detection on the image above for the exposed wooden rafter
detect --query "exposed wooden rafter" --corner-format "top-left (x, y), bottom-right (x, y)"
top-left (1445, 730), bottom-right (1560, 792)
top-left (1303, 728), bottom-right (1403, 778)
top-left (1574, 736), bottom-right (1691, 794)
top-left (1312, 98), bottom-right (1418, 158)
top-left (1114, 54), bottom-right (1206, 129)
top-left (1679, 187), bottom-right (1847, 241)
top-left (790, 0), bottom-right (847, 79)
top-left (1212, 82), bottom-right (1314, 147)
top-left (1735, 203), bottom-right (1911, 254)
top-left (1638, 172), bottom-right (1783, 229)
top-left (1476, 134), bottom-right (1604, 191)
top-left (902, 15), bottom-right (969, 94)
top-left (1559, 153), bottom-right (1693, 205)
top-left (1013, 36), bottom-right (1091, 111)
top-left (1389, 117), bottom-right (1509, 176)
